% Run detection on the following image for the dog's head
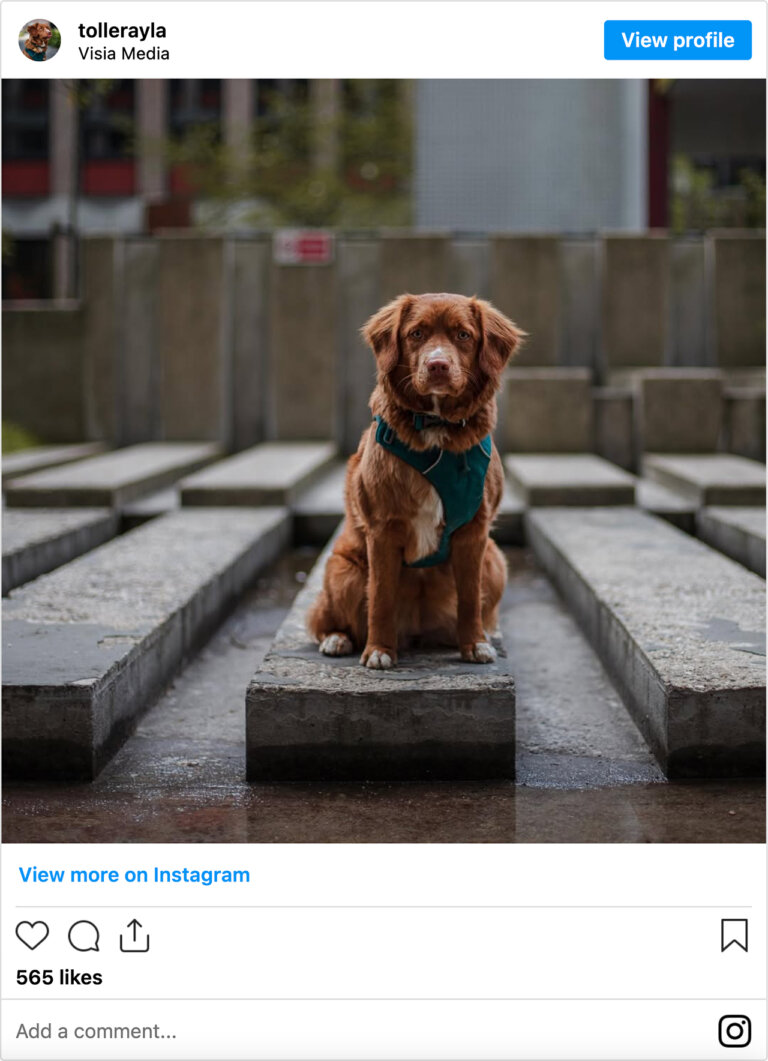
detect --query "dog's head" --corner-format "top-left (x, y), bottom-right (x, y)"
top-left (362, 293), bottom-right (523, 407)
top-left (27, 21), bottom-right (51, 41)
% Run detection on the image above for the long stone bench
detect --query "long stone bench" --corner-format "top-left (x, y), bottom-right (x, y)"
top-left (3, 507), bottom-right (290, 780)
top-left (643, 454), bottom-right (766, 506)
top-left (505, 454), bottom-right (636, 506)
top-left (696, 507), bottom-right (766, 578)
top-left (292, 462), bottom-right (348, 544)
top-left (180, 441), bottom-right (337, 507)
top-left (246, 534), bottom-right (516, 781)
top-left (4, 442), bottom-right (221, 509)
top-left (2, 442), bottom-right (106, 484)
top-left (527, 507), bottom-right (765, 777)
top-left (2, 509), bottom-right (119, 595)
top-left (121, 487), bottom-right (180, 530)
top-left (635, 478), bottom-right (696, 533)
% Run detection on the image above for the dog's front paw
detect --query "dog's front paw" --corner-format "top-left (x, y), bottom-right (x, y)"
top-left (360, 645), bottom-right (396, 670)
top-left (319, 632), bottom-right (354, 657)
top-left (461, 640), bottom-right (497, 664)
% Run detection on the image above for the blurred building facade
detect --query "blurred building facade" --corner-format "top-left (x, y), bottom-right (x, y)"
top-left (415, 80), bottom-right (648, 232)
top-left (2, 78), bottom-right (765, 299)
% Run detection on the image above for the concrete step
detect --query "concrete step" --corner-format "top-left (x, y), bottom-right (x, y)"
top-left (2, 508), bottom-right (119, 595)
top-left (292, 462), bottom-right (347, 544)
top-left (3, 507), bottom-right (291, 780)
top-left (504, 454), bottom-right (636, 506)
top-left (696, 507), bottom-right (766, 578)
top-left (121, 487), bottom-right (180, 530)
top-left (633, 369), bottom-right (724, 454)
top-left (246, 534), bottom-right (516, 781)
top-left (495, 481), bottom-right (525, 545)
top-left (635, 478), bottom-right (696, 533)
top-left (180, 441), bottom-right (337, 507)
top-left (2, 442), bottom-right (107, 484)
top-left (527, 507), bottom-right (765, 778)
top-left (5, 442), bottom-right (221, 509)
top-left (724, 386), bottom-right (765, 463)
top-left (643, 454), bottom-right (766, 506)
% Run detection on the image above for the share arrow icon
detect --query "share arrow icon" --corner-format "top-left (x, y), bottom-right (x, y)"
top-left (120, 918), bottom-right (150, 953)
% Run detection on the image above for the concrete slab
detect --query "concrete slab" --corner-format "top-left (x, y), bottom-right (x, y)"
top-left (3, 507), bottom-right (291, 780)
top-left (180, 441), bottom-right (337, 507)
top-left (635, 479), bottom-right (696, 533)
top-left (503, 369), bottom-right (593, 453)
top-left (121, 487), bottom-right (180, 530)
top-left (2, 443), bottom-right (106, 484)
top-left (527, 507), bottom-right (765, 777)
top-left (495, 481), bottom-right (525, 546)
top-left (725, 387), bottom-right (766, 463)
top-left (504, 454), bottom-right (636, 506)
top-left (643, 454), bottom-right (766, 506)
top-left (601, 236), bottom-right (669, 370)
top-left (696, 508), bottom-right (766, 578)
top-left (246, 537), bottom-right (516, 782)
top-left (594, 387), bottom-right (633, 471)
top-left (2, 509), bottom-right (119, 596)
top-left (490, 237), bottom-right (560, 366)
top-left (292, 462), bottom-right (347, 545)
top-left (634, 370), bottom-right (723, 454)
top-left (711, 234), bottom-right (766, 369)
top-left (5, 442), bottom-right (220, 509)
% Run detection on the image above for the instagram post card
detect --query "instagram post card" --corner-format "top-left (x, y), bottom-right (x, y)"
top-left (0, 2), bottom-right (765, 1058)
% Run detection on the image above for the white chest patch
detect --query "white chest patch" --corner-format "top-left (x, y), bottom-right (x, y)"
top-left (411, 483), bottom-right (445, 561)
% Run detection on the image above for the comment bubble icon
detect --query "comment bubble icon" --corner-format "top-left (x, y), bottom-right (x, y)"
top-left (68, 920), bottom-right (100, 952)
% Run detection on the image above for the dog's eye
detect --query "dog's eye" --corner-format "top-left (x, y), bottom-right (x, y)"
top-left (457, 330), bottom-right (471, 341)
top-left (410, 329), bottom-right (423, 340)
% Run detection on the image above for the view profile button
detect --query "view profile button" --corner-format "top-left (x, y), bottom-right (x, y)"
top-left (604, 21), bottom-right (752, 61)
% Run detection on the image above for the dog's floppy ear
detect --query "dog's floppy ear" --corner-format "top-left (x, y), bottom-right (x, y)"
top-left (361, 294), bottom-right (413, 374)
top-left (471, 298), bottom-right (525, 376)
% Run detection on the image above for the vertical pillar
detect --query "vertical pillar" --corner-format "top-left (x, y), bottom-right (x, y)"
top-left (310, 79), bottom-right (341, 172)
top-left (647, 80), bottom-right (670, 228)
top-left (136, 80), bottom-right (168, 203)
top-left (490, 237), bottom-right (561, 367)
top-left (223, 79), bottom-right (253, 156)
top-left (50, 82), bottom-right (78, 298)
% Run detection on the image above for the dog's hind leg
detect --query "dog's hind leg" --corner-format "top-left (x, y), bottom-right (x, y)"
top-left (306, 550), bottom-right (367, 656)
top-left (481, 539), bottom-right (507, 639)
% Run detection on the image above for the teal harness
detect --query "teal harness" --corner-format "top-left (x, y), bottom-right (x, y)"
top-left (374, 414), bottom-right (492, 568)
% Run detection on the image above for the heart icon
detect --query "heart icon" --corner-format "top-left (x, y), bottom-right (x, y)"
top-left (16, 921), bottom-right (49, 950)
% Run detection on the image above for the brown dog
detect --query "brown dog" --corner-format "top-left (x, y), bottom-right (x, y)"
top-left (23, 21), bottom-right (52, 59)
top-left (308, 292), bottom-right (523, 670)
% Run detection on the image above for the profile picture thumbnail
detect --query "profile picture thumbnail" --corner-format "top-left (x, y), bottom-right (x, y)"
top-left (19, 19), bottom-right (60, 61)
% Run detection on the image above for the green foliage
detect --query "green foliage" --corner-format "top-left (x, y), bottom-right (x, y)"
top-left (2, 422), bottom-right (41, 454)
top-left (671, 154), bottom-right (766, 233)
top-left (148, 80), bottom-right (413, 228)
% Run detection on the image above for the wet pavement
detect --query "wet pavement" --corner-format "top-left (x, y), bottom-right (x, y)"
top-left (3, 549), bottom-right (764, 844)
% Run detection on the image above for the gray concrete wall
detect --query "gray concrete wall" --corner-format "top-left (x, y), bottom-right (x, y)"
top-left (2, 232), bottom-right (763, 454)
top-left (2, 303), bottom-right (87, 442)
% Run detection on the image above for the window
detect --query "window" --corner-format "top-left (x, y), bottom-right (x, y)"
top-left (169, 80), bottom-right (222, 138)
top-left (2, 80), bottom-right (49, 160)
top-left (80, 80), bottom-right (135, 160)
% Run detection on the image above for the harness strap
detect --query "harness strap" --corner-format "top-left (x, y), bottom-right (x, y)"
top-left (374, 415), bottom-right (491, 567)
